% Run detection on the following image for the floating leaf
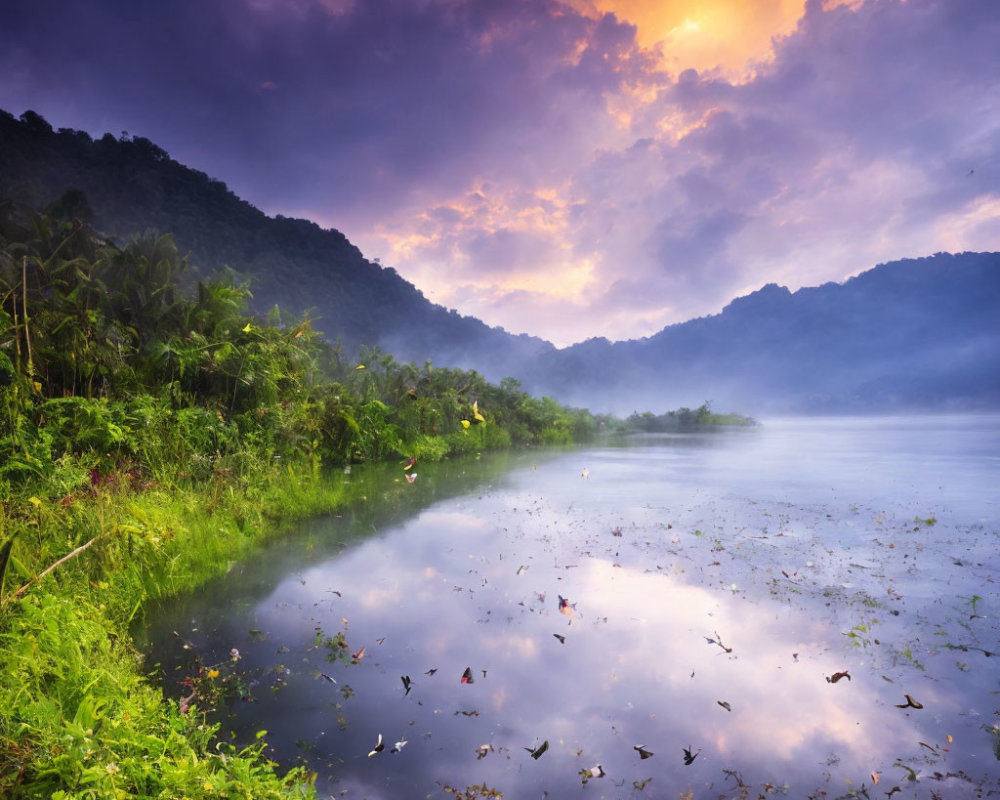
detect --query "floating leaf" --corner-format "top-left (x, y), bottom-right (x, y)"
top-left (367, 733), bottom-right (384, 757)
top-left (401, 675), bottom-right (412, 695)
top-left (826, 670), bottom-right (851, 684)
top-left (558, 595), bottom-right (576, 617)
top-left (403, 456), bottom-right (416, 470)
top-left (553, 634), bottom-right (566, 644)
top-left (682, 745), bottom-right (700, 765)
top-left (634, 744), bottom-right (654, 760)
top-left (717, 700), bottom-right (732, 711)
top-left (579, 764), bottom-right (605, 783)
top-left (895, 694), bottom-right (923, 709)
top-left (525, 740), bottom-right (549, 759)
top-left (461, 667), bottom-right (474, 684)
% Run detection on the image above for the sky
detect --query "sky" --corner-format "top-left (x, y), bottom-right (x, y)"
top-left (2, 0), bottom-right (998, 346)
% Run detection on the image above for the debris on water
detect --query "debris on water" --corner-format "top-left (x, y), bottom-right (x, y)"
top-left (351, 646), bottom-right (366, 662)
top-left (461, 667), bottom-right (474, 684)
top-left (401, 675), bottom-right (412, 695)
top-left (581, 467), bottom-right (589, 479)
top-left (633, 777), bottom-right (652, 790)
top-left (403, 456), bottom-right (416, 470)
top-left (405, 472), bottom-right (418, 484)
top-left (683, 745), bottom-right (700, 765)
top-left (705, 631), bottom-right (733, 654)
top-left (826, 670), bottom-right (851, 684)
top-left (367, 733), bottom-right (384, 757)
top-left (895, 694), bottom-right (923, 709)
top-left (558, 595), bottom-right (577, 618)
top-left (526, 740), bottom-right (549, 759)
top-left (579, 764), bottom-right (605, 783)
top-left (553, 634), bottom-right (566, 643)
top-left (391, 737), bottom-right (407, 753)
top-left (425, 668), bottom-right (437, 676)
top-left (317, 672), bottom-right (336, 684)
top-left (634, 745), bottom-right (654, 759)
top-left (475, 743), bottom-right (493, 760)
top-left (717, 700), bottom-right (732, 711)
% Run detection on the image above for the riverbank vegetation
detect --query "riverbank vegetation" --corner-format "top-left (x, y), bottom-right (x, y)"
top-left (0, 201), bottom-right (600, 799)
top-left (623, 403), bottom-right (756, 431)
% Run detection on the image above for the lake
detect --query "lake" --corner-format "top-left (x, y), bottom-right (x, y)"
top-left (142, 415), bottom-right (1000, 799)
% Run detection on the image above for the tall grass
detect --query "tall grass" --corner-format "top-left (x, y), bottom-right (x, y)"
top-left (0, 455), bottom-right (361, 799)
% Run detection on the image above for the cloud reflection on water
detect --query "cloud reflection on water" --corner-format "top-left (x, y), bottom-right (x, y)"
top-left (145, 418), bottom-right (1000, 798)
top-left (235, 503), bottom-right (929, 796)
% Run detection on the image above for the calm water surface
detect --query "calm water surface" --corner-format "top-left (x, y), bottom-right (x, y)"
top-left (143, 415), bottom-right (1000, 799)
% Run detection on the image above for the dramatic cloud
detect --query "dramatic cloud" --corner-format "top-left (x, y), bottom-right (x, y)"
top-left (1, 0), bottom-right (997, 345)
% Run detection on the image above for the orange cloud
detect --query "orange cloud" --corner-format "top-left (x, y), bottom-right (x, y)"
top-left (565, 0), bottom-right (807, 79)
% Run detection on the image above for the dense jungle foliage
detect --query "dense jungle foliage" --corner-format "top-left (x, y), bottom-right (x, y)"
top-left (0, 199), bottom-right (599, 799)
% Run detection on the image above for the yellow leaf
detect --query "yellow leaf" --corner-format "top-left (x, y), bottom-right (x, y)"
top-left (356, 364), bottom-right (366, 370)
top-left (28, 496), bottom-right (42, 508)
top-left (461, 420), bottom-right (471, 429)
top-left (32, 381), bottom-right (42, 393)
top-left (242, 322), bottom-right (252, 333)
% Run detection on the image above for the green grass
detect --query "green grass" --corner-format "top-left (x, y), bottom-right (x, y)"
top-left (0, 458), bottom-right (364, 799)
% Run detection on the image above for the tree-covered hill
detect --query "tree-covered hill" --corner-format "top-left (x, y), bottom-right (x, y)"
top-left (0, 109), bottom-right (554, 376)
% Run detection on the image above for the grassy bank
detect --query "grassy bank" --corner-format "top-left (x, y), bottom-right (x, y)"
top-left (0, 459), bottom-right (368, 799)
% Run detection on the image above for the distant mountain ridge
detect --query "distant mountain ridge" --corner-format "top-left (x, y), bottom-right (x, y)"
top-left (2, 108), bottom-right (998, 414)
top-left (524, 252), bottom-right (1000, 413)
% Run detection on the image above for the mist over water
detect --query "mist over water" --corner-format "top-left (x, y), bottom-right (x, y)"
top-left (144, 415), bottom-right (1000, 799)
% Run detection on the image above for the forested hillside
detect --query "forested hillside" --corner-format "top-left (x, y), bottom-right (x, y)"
top-left (0, 109), bottom-right (553, 376)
